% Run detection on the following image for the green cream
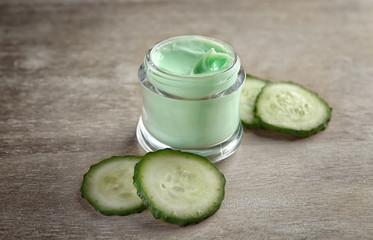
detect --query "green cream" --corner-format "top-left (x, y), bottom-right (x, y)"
top-left (142, 85), bottom-right (241, 148)
top-left (152, 39), bottom-right (233, 76)
top-left (138, 36), bottom-right (244, 155)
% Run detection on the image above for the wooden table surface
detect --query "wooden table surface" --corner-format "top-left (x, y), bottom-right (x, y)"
top-left (1, 0), bottom-right (373, 239)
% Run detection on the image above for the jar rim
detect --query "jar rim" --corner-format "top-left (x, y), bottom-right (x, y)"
top-left (142, 35), bottom-right (241, 99)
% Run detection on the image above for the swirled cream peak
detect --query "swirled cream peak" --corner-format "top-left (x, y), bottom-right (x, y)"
top-left (151, 37), bottom-right (234, 76)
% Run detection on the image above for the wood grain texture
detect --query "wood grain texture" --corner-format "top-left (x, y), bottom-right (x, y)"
top-left (1, 0), bottom-right (372, 239)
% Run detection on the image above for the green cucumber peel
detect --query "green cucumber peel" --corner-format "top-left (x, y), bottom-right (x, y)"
top-left (81, 156), bottom-right (146, 216)
top-left (133, 149), bottom-right (226, 227)
top-left (254, 81), bottom-right (332, 137)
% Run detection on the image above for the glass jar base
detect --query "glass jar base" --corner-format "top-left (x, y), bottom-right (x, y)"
top-left (136, 116), bottom-right (243, 162)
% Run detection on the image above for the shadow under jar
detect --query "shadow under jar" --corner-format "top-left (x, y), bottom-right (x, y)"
top-left (136, 35), bottom-right (245, 162)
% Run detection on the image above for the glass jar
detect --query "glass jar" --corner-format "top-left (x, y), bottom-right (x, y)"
top-left (136, 35), bottom-right (245, 162)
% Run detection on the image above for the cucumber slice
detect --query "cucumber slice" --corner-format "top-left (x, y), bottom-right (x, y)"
top-left (254, 81), bottom-right (332, 137)
top-left (133, 149), bottom-right (226, 226)
top-left (81, 156), bottom-right (145, 216)
top-left (239, 74), bottom-right (269, 128)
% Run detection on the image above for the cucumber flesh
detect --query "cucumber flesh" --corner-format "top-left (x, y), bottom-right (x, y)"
top-left (133, 149), bottom-right (226, 226)
top-left (81, 156), bottom-right (145, 216)
top-left (239, 74), bottom-right (269, 128)
top-left (254, 81), bottom-right (332, 137)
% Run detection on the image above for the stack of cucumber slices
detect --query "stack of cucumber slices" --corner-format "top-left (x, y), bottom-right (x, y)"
top-left (81, 149), bottom-right (226, 227)
top-left (240, 74), bottom-right (332, 137)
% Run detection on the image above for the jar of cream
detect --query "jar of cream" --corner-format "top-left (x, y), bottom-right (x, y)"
top-left (136, 35), bottom-right (245, 162)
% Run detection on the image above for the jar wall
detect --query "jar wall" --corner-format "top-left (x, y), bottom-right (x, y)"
top-left (140, 76), bottom-right (243, 148)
